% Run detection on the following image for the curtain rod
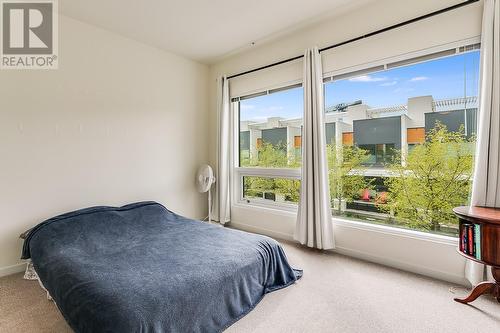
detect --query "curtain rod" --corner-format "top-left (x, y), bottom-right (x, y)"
top-left (227, 0), bottom-right (480, 80)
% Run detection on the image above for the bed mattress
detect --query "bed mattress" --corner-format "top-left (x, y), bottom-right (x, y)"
top-left (22, 201), bottom-right (301, 333)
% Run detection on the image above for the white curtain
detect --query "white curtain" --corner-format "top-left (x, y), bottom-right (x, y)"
top-left (294, 47), bottom-right (335, 250)
top-left (467, 0), bottom-right (499, 286)
top-left (217, 76), bottom-right (231, 225)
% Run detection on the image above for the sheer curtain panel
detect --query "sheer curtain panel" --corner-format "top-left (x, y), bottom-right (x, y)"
top-left (295, 47), bottom-right (335, 250)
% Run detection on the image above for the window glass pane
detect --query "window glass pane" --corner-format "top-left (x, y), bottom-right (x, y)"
top-left (324, 50), bottom-right (480, 237)
top-left (239, 86), bottom-right (303, 168)
top-left (243, 176), bottom-right (300, 204)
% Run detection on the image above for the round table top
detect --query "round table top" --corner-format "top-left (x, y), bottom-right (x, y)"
top-left (454, 206), bottom-right (500, 225)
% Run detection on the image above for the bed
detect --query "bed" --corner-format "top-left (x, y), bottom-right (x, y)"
top-left (21, 201), bottom-right (302, 333)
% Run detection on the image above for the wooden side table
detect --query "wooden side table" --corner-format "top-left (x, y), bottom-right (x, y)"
top-left (453, 206), bottom-right (500, 304)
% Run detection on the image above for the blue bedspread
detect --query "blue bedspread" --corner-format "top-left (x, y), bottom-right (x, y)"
top-left (22, 201), bottom-right (302, 333)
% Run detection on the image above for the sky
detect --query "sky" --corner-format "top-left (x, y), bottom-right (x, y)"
top-left (240, 51), bottom-right (480, 122)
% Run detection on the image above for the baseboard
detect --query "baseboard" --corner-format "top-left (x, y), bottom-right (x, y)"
top-left (228, 222), bottom-right (469, 287)
top-left (333, 245), bottom-right (468, 287)
top-left (0, 262), bottom-right (25, 278)
top-left (228, 221), bottom-right (294, 242)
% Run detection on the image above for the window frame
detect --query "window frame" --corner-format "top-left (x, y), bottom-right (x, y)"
top-left (239, 169), bottom-right (301, 211)
top-left (232, 87), bottom-right (302, 211)
top-left (231, 36), bottom-right (481, 217)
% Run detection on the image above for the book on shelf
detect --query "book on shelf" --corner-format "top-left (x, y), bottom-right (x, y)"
top-left (460, 223), bottom-right (481, 260)
top-left (461, 224), bottom-right (467, 254)
top-left (474, 224), bottom-right (481, 260)
top-left (468, 225), bottom-right (473, 255)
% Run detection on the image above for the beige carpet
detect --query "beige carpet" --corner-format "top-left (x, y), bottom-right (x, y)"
top-left (1, 242), bottom-right (500, 333)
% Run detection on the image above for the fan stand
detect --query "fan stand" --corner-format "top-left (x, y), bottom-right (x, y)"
top-left (207, 187), bottom-right (212, 223)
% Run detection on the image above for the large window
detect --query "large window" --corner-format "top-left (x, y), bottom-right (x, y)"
top-left (323, 48), bottom-right (480, 236)
top-left (239, 85), bottom-right (303, 168)
top-left (237, 85), bottom-right (303, 207)
top-left (234, 44), bottom-right (480, 237)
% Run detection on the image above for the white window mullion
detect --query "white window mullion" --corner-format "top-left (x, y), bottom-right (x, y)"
top-left (237, 167), bottom-right (301, 179)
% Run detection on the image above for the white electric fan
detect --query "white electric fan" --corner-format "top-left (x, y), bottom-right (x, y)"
top-left (196, 165), bottom-right (216, 223)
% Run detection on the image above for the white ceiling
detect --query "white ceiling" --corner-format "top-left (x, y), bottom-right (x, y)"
top-left (60, 0), bottom-right (373, 64)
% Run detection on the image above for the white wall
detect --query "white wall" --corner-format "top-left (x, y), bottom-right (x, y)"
top-left (0, 16), bottom-right (209, 275)
top-left (209, 0), bottom-right (484, 285)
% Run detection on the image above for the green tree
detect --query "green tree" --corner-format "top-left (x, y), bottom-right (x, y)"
top-left (384, 124), bottom-right (474, 231)
top-left (243, 176), bottom-right (275, 198)
top-left (248, 142), bottom-right (300, 168)
top-left (327, 143), bottom-right (373, 214)
top-left (274, 178), bottom-right (301, 203)
top-left (244, 142), bottom-right (301, 203)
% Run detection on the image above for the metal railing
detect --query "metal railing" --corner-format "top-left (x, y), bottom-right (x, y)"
top-left (433, 96), bottom-right (478, 112)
